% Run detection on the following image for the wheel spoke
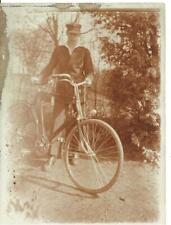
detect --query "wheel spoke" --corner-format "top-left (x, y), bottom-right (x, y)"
top-left (96, 145), bottom-right (117, 153)
top-left (89, 157), bottom-right (106, 187)
top-left (100, 160), bottom-right (117, 176)
top-left (92, 126), bottom-right (105, 149)
top-left (81, 124), bottom-right (91, 146)
top-left (97, 155), bottom-right (119, 160)
top-left (91, 123), bottom-right (97, 150)
top-left (96, 135), bottom-right (114, 152)
top-left (92, 156), bottom-right (108, 184)
top-left (65, 120), bottom-right (123, 193)
top-left (72, 133), bottom-right (80, 145)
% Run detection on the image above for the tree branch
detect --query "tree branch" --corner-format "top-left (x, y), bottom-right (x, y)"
top-left (81, 28), bottom-right (94, 34)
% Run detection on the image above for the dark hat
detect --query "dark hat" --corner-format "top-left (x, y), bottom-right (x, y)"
top-left (66, 23), bottom-right (81, 35)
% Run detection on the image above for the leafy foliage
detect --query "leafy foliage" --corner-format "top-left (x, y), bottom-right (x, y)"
top-left (92, 11), bottom-right (160, 162)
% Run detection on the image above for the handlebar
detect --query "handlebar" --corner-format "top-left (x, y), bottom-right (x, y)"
top-left (51, 73), bottom-right (72, 80)
top-left (31, 73), bottom-right (90, 89)
top-left (50, 73), bottom-right (88, 87)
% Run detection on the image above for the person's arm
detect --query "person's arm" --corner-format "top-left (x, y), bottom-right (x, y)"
top-left (84, 48), bottom-right (94, 85)
top-left (39, 46), bottom-right (59, 84)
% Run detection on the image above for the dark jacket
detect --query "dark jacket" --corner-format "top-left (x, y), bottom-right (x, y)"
top-left (41, 45), bottom-right (94, 82)
top-left (41, 45), bottom-right (94, 101)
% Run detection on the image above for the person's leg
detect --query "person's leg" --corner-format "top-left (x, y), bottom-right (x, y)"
top-left (43, 96), bottom-right (66, 170)
top-left (51, 97), bottom-right (66, 158)
top-left (43, 81), bottom-right (74, 170)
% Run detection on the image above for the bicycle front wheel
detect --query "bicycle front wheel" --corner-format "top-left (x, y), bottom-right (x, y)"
top-left (64, 119), bottom-right (124, 194)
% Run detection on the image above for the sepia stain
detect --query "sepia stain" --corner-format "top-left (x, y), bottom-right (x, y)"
top-left (1, 3), bottom-right (164, 224)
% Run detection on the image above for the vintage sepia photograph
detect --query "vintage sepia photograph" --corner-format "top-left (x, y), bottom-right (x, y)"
top-left (0, 3), bottom-right (164, 224)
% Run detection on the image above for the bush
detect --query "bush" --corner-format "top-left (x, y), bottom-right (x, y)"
top-left (92, 10), bottom-right (160, 162)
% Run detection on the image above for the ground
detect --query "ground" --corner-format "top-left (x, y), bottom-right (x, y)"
top-left (0, 88), bottom-right (161, 223)
top-left (5, 157), bottom-right (160, 223)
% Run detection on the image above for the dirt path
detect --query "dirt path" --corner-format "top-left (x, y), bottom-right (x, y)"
top-left (1, 75), bottom-right (161, 223)
top-left (6, 159), bottom-right (160, 223)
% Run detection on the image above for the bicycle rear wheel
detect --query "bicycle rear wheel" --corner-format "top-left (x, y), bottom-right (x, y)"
top-left (6, 102), bottom-right (40, 157)
top-left (64, 119), bottom-right (124, 194)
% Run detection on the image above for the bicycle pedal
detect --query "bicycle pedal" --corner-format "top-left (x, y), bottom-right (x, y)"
top-left (49, 156), bottom-right (56, 164)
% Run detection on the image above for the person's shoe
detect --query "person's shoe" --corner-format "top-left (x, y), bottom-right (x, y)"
top-left (42, 156), bottom-right (56, 171)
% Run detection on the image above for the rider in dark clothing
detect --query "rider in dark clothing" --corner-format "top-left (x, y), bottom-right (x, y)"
top-left (38, 23), bottom-right (94, 168)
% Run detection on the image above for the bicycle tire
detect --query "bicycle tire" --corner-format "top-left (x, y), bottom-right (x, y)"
top-left (64, 119), bottom-right (124, 194)
top-left (6, 102), bottom-right (49, 158)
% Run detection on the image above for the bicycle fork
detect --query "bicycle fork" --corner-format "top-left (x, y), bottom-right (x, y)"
top-left (73, 84), bottom-right (95, 156)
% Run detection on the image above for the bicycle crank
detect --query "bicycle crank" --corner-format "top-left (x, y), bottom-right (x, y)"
top-left (35, 136), bottom-right (50, 157)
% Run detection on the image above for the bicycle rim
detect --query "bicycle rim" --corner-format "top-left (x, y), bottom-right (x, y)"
top-left (6, 103), bottom-right (38, 157)
top-left (64, 119), bottom-right (124, 194)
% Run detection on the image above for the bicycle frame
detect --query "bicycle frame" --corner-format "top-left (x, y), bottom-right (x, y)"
top-left (32, 74), bottom-right (87, 146)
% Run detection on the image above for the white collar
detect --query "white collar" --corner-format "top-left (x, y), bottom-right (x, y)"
top-left (64, 43), bottom-right (81, 54)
